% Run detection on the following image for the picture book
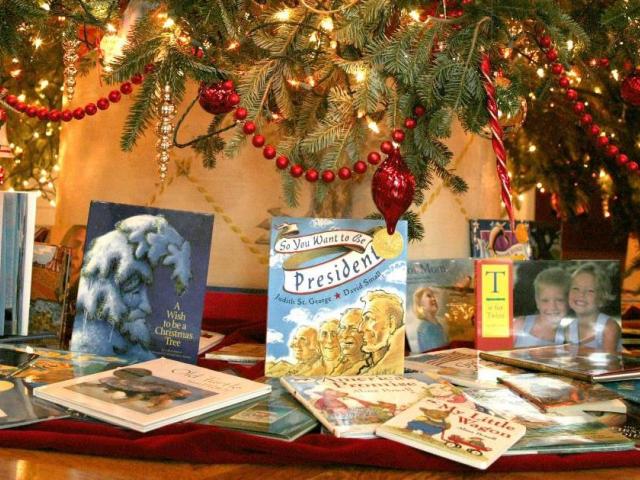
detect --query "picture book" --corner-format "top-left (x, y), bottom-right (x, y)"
top-left (621, 233), bottom-right (640, 320)
top-left (0, 191), bottom-right (38, 336)
top-left (265, 217), bottom-right (408, 377)
top-left (204, 343), bottom-right (265, 364)
top-left (29, 243), bottom-right (72, 344)
top-left (192, 378), bottom-right (318, 441)
top-left (376, 396), bottom-right (526, 470)
top-left (0, 378), bottom-right (70, 430)
top-left (198, 330), bottom-right (225, 355)
top-left (475, 259), bottom-right (513, 350)
top-left (498, 373), bottom-right (626, 415)
top-left (602, 379), bottom-right (640, 403)
top-left (479, 344), bottom-right (640, 382)
top-left (512, 260), bottom-right (621, 351)
top-left (34, 357), bottom-right (271, 432)
top-left (406, 259), bottom-right (475, 353)
top-left (279, 374), bottom-right (438, 438)
top-left (527, 222), bottom-right (562, 261)
top-left (469, 219), bottom-right (531, 260)
top-left (0, 344), bottom-right (130, 386)
top-left (405, 348), bottom-right (525, 388)
top-left (69, 201), bottom-right (214, 364)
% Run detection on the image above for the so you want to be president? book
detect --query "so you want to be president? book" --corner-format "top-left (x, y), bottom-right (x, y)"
top-left (264, 217), bottom-right (408, 378)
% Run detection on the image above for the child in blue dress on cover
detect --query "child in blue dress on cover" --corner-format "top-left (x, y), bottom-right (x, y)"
top-left (414, 286), bottom-right (448, 352)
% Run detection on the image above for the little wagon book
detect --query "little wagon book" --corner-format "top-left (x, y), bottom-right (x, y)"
top-left (34, 357), bottom-right (271, 432)
top-left (70, 201), bottom-right (214, 364)
top-left (265, 217), bottom-right (408, 377)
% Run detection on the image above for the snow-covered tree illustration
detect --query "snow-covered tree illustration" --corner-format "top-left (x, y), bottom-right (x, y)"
top-left (71, 215), bottom-right (191, 359)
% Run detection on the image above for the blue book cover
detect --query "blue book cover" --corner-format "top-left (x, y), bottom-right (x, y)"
top-left (70, 201), bottom-right (214, 364)
top-left (603, 380), bottom-right (640, 403)
top-left (265, 217), bottom-right (408, 377)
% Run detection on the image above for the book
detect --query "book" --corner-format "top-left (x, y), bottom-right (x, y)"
top-left (198, 330), bottom-right (225, 355)
top-left (29, 243), bottom-right (72, 344)
top-left (376, 396), bottom-right (526, 469)
top-left (405, 348), bottom-right (525, 388)
top-left (205, 343), bottom-right (265, 364)
top-left (469, 219), bottom-right (531, 260)
top-left (475, 259), bottom-right (513, 350)
top-left (602, 379), bottom-right (640, 403)
top-left (479, 344), bottom-right (640, 382)
top-left (0, 344), bottom-right (130, 386)
top-left (0, 378), bottom-right (70, 429)
top-left (498, 373), bottom-right (626, 415)
top-left (69, 201), bottom-right (214, 364)
top-left (406, 259), bottom-right (475, 353)
top-left (192, 378), bottom-right (318, 441)
top-left (279, 374), bottom-right (437, 438)
top-left (0, 191), bottom-right (38, 336)
top-left (34, 357), bottom-right (271, 433)
top-left (527, 222), bottom-right (562, 261)
top-left (265, 217), bottom-right (408, 377)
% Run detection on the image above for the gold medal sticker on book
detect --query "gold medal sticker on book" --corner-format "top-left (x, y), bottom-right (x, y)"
top-left (371, 229), bottom-right (404, 260)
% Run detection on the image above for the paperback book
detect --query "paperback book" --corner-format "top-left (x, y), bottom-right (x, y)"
top-left (265, 217), bottom-right (408, 377)
top-left (404, 348), bottom-right (525, 389)
top-left (479, 344), bottom-right (640, 382)
top-left (475, 259), bottom-right (513, 350)
top-left (34, 357), bottom-right (271, 432)
top-left (205, 343), bottom-right (265, 364)
top-left (198, 330), bottom-right (225, 355)
top-left (70, 201), bottom-right (214, 364)
top-left (469, 219), bottom-right (531, 260)
top-left (406, 259), bottom-right (475, 353)
top-left (498, 373), bottom-right (626, 415)
top-left (376, 396), bottom-right (526, 470)
top-left (193, 378), bottom-right (318, 441)
top-left (279, 374), bottom-right (437, 438)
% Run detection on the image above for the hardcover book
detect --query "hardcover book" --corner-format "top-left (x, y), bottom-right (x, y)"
top-left (469, 219), bottom-right (531, 260)
top-left (498, 373), bottom-right (626, 415)
top-left (479, 344), bottom-right (640, 383)
top-left (205, 343), bottom-right (265, 364)
top-left (279, 374), bottom-right (437, 438)
top-left (34, 357), bottom-right (271, 432)
top-left (602, 379), bottom-right (640, 403)
top-left (193, 378), bottom-right (318, 441)
top-left (475, 259), bottom-right (513, 350)
top-left (406, 259), bottom-right (475, 353)
top-left (265, 217), bottom-right (408, 377)
top-left (405, 348), bottom-right (525, 388)
top-left (376, 396), bottom-right (526, 469)
top-left (198, 330), bottom-right (225, 355)
top-left (29, 243), bottom-right (72, 343)
top-left (70, 201), bottom-right (214, 364)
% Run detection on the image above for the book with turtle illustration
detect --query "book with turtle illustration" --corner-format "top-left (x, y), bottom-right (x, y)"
top-left (376, 396), bottom-right (526, 469)
top-left (265, 217), bottom-right (408, 377)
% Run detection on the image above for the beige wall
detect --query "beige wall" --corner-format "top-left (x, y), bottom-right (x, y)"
top-left (52, 68), bottom-right (533, 289)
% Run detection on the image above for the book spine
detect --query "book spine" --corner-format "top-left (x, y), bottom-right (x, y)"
top-left (279, 378), bottom-right (340, 437)
top-left (19, 193), bottom-right (37, 336)
top-left (497, 378), bottom-right (548, 412)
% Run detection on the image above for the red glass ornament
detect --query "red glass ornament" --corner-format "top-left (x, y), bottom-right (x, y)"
top-left (263, 144), bottom-right (276, 159)
top-left (5, 95), bottom-right (17, 106)
top-left (120, 82), bottom-right (133, 94)
top-left (290, 164), bottom-right (304, 177)
top-left (392, 129), bottom-right (405, 143)
top-left (305, 169), bottom-right (319, 182)
top-left (367, 152), bottom-right (381, 165)
top-left (546, 49), bottom-right (558, 62)
top-left (371, 149), bottom-right (416, 235)
top-left (353, 161), bottom-right (367, 174)
top-left (97, 98), bottom-right (110, 110)
top-left (108, 90), bottom-right (122, 103)
top-left (338, 167), bottom-right (352, 180)
top-left (558, 76), bottom-right (569, 88)
top-left (580, 114), bottom-right (593, 125)
top-left (621, 72), bottom-right (640, 107)
top-left (48, 110), bottom-right (61, 122)
top-left (573, 102), bottom-right (585, 114)
top-left (234, 107), bottom-right (248, 120)
top-left (15, 102), bottom-right (27, 112)
top-left (243, 121), bottom-right (256, 134)
top-left (599, 58), bottom-right (610, 68)
top-left (252, 134), bottom-right (265, 148)
top-left (131, 73), bottom-right (143, 85)
top-left (276, 155), bottom-right (289, 169)
top-left (26, 105), bottom-right (38, 117)
top-left (144, 63), bottom-right (155, 74)
top-left (0, 109), bottom-right (6, 123)
top-left (73, 107), bottom-right (85, 120)
top-left (37, 107), bottom-right (49, 120)
top-left (539, 35), bottom-right (552, 48)
top-left (321, 170), bottom-right (335, 183)
top-left (404, 118), bottom-right (417, 129)
top-left (627, 161), bottom-right (639, 172)
top-left (85, 103), bottom-right (97, 115)
top-left (596, 135), bottom-right (610, 147)
top-left (551, 63), bottom-right (564, 75)
top-left (380, 141), bottom-right (394, 154)
top-left (61, 110), bottom-right (73, 122)
top-left (222, 80), bottom-right (235, 91)
top-left (198, 81), bottom-right (240, 114)
top-left (605, 145), bottom-right (619, 157)
top-left (566, 89), bottom-right (578, 101)
top-left (413, 105), bottom-right (426, 117)
top-left (616, 153), bottom-right (629, 166)
top-left (588, 124), bottom-right (600, 136)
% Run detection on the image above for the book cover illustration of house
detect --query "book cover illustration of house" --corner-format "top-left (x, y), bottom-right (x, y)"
top-left (29, 243), bottom-right (72, 343)
top-left (406, 260), bottom-right (475, 353)
top-left (469, 219), bottom-right (531, 260)
top-left (70, 201), bottom-right (214, 364)
top-left (279, 375), bottom-right (459, 438)
top-left (265, 217), bottom-right (408, 377)
top-left (376, 396), bottom-right (526, 469)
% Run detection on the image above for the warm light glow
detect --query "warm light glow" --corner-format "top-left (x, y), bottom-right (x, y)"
top-left (367, 120), bottom-right (380, 133)
top-left (409, 10), bottom-right (421, 22)
top-left (309, 32), bottom-right (319, 43)
top-left (611, 69), bottom-right (620, 81)
top-left (536, 182), bottom-right (543, 189)
top-left (320, 17), bottom-right (334, 32)
top-left (536, 68), bottom-right (545, 78)
top-left (100, 34), bottom-right (127, 65)
top-left (17, 94), bottom-right (26, 102)
top-left (594, 86), bottom-right (602, 94)
top-left (274, 9), bottom-right (291, 21)
top-left (566, 40), bottom-right (574, 51)
top-left (38, 79), bottom-right (49, 90)
top-left (306, 76), bottom-right (316, 87)
top-left (39, 2), bottom-right (50, 11)
top-left (528, 145), bottom-right (537, 152)
top-left (10, 69), bottom-right (22, 78)
top-left (354, 68), bottom-right (367, 83)
top-left (227, 40), bottom-right (240, 50)
top-left (106, 23), bottom-right (117, 33)
top-left (163, 18), bottom-right (175, 29)
top-left (330, 40), bottom-right (338, 49)
top-left (32, 37), bottom-right (43, 49)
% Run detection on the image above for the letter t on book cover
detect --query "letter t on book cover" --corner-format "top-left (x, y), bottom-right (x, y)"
top-left (70, 201), bottom-right (214, 364)
top-left (475, 259), bottom-right (513, 350)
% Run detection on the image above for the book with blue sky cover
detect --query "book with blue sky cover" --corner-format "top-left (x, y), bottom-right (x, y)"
top-left (70, 201), bottom-right (213, 364)
top-left (265, 217), bottom-right (407, 377)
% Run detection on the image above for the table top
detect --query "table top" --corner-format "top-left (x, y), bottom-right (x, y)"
top-left (0, 449), bottom-right (639, 480)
